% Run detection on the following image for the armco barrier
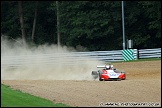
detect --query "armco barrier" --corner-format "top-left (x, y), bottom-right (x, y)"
top-left (1, 48), bottom-right (160, 67)
top-left (138, 48), bottom-right (161, 59)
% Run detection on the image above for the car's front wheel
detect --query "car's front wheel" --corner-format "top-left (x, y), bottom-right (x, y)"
top-left (99, 77), bottom-right (103, 81)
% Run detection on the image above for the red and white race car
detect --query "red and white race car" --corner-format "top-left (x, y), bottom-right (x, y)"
top-left (91, 64), bottom-right (126, 81)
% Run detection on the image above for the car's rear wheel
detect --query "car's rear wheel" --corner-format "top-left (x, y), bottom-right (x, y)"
top-left (98, 70), bottom-right (103, 81)
top-left (91, 71), bottom-right (98, 79)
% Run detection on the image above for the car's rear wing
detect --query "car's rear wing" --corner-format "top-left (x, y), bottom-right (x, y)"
top-left (97, 65), bottom-right (107, 68)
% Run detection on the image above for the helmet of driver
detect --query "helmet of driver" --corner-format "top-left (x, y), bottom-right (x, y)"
top-left (111, 65), bottom-right (113, 68)
top-left (106, 65), bottom-right (110, 69)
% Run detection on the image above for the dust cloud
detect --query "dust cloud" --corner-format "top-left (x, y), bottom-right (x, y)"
top-left (1, 36), bottom-right (105, 80)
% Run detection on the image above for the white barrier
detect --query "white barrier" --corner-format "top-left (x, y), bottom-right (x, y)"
top-left (138, 48), bottom-right (161, 59)
top-left (1, 48), bottom-right (161, 67)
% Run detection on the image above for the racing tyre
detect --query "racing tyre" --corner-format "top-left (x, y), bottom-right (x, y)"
top-left (98, 70), bottom-right (103, 81)
top-left (91, 71), bottom-right (98, 79)
top-left (99, 77), bottom-right (103, 81)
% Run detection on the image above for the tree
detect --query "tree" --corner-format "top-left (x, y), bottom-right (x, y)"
top-left (1, 1), bottom-right (161, 50)
top-left (18, 1), bottom-right (26, 45)
top-left (56, 1), bottom-right (61, 48)
top-left (32, 1), bottom-right (38, 42)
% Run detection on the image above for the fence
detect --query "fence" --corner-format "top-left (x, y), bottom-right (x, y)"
top-left (138, 48), bottom-right (161, 59)
top-left (1, 48), bottom-right (161, 67)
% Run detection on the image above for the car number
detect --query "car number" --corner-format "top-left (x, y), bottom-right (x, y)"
top-left (109, 73), bottom-right (118, 76)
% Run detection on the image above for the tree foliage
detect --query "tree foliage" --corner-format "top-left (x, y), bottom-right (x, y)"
top-left (1, 1), bottom-right (161, 51)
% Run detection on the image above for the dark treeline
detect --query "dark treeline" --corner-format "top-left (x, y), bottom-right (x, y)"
top-left (1, 1), bottom-right (161, 51)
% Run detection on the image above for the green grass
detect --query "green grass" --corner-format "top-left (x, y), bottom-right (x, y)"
top-left (130, 58), bottom-right (160, 62)
top-left (112, 58), bottom-right (161, 63)
top-left (1, 84), bottom-right (71, 107)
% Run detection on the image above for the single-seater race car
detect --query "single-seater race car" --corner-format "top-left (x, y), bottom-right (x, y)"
top-left (91, 64), bottom-right (126, 81)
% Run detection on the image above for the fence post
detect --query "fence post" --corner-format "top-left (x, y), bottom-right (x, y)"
top-left (133, 49), bottom-right (138, 60)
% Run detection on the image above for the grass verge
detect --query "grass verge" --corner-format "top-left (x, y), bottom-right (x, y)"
top-left (1, 84), bottom-right (71, 107)
top-left (112, 58), bottom-right (161, 63)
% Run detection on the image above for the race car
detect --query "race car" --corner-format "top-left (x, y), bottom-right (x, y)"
top-left (91, 64), bottom-right (126, 81)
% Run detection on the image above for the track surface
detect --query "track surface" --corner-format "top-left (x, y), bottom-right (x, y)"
top-left (1, 60), bottom-right (161, 107)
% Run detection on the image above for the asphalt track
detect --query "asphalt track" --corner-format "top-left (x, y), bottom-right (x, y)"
top-left (1, 60), bottom-right (161, 107)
